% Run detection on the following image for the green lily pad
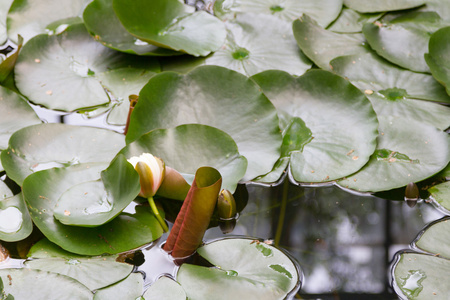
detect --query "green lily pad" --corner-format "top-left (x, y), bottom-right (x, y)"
top-left (113, 0), bottom-right (226, 57)
top-left (0, 193), bottom-right (32, 242)
top-left (22, 163), bottom-right (163, 255)
top-left (392, 218), bottom-right (450, 300)
top-left (393, 253), bottom-right (450, 300)
top-left (337, 116), bottom-right (450, 192)
top-left (14, 23), bottom-right (159, 112)
top-left (125, 66), bottom-right (281, 181)
top-left (94, 273), bottom-right (143, 299)
top-left (327, 7), bottom-right (383, 33)
top-left (6, 0), bottom-right (89, 44)
top-left (293, 14), bottom-right (369, 70)
top-left (330, 52), bottom-right (450, 103)
top-left (425, 26), bottom-right (450, 96)
top-left (214, 0), bottom-right (343, 27)
top-left (0, 0), bottom-right (13, 44)
top-left (26, 238), bottom-right (134, 291)
top-left (1, 123), bottom-right (125, 186)
top-left (0, 86), bottom-right (41, 150)
top-left (251, 70), bottom-right (378, 183)
top-left (83, 0), bottom-right (179, 56)
top-left (363, 12), bottom-right (448, 73)
top-left (364, 92), bottom-right (450, 131)
top-left (423, 0), bottom-right (450, 21)
top-left (428, 182), bottom-right (450, 215)
top-left (143, 276), bottom-right (186, 300)
top-left (120, 124), bottom-right (246, 193)
top-left (343, 0), bottom-right (426, 13)
top-left (0, 180), bottom-right (13, 199)
top-left (52, 154), bottom-right (140, 227)
top-left (177, 238), bottom-right (301, 299)
top-left (0, 268), bottom-right (93, 299)
top-left (203, 13), bottom-right (311, 76)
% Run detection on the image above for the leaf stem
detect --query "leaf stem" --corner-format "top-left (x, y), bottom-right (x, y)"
top-left (148, 196), bottom-right (168, 232)
top-left (275, 177), bottom-right (289, 247)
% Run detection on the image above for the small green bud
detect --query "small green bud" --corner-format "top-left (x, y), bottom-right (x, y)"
top-left (217, 189), bottom-right (237, 219)
top-left (405, 182), bottom-right (419, 208)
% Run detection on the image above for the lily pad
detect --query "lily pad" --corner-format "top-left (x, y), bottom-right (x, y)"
top-left (177, 238), bottom-right (301, 299)
top-left (327, 7), bottom-right (383, 33)
top-left (6, 0), bottom-right (89, 44)
top-left (83, 0), bottom-right (179, 56)
top-left (143, 276), bottom-right (186, 300)
top-left (14, 23), bottom-right (159, 112)
top-left (94, 273), bottom-right (144, 299)
top-left (0, 268), bottom-right (93, 299)
top-left (1, 123), bottom-right (125, 186)
top-left (0, 193), bottom-right (32, 242)
top-left (0, 0), bottom-right (13, 44)
top-left (363, 92), bottom-right (450, 131)
top-left (343, 0), bottom-right (426, 13)
top-left (427, 182), bottom-right (450, 215)
top-left (423, 0), bottom-right (450, 21)
top-left (293, 14), bottom-right (369, 70)
top-left (330, 52), bottom-right (450, 103)
top-left (363, 12), bottom-right (448, 73)
top-left (52, 154), bottom-right (140, 227)
top-left (337, 116), bottom-right (450, 192)
top-left (26, 238), bottom-right (134, 291)
top-left (214, 0), bottom-right (343, 27)
top-left (125, 66), bottom-right (281, 181)
top-left (251, 70), bottom-right (378, 183)
top-left (22, 163), bottom-right (163, 255)
top-left (392, 218), bottom-right (450, 300)
top-left (121, 125), bottom-right (246, 193)
top-left (425, 26), bottom-right (450, 96)
top-left (203, 13), bottom-right (311, 76)
top-left (0, 86), bottom-right (41, 150)
top-left (113, 0), bottom-right (226, 56)
top-left (0, 180), bottom-right (12, 199)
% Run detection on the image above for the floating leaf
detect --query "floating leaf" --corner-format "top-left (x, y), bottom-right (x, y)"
top-left (22, 163), bottom-right (163, 255)
top-left (392, 218), bottom-right (450, 299)
top-left (14, 23), bottom-right (159, 112)
top-left (94, 273), bottom-right (144, 300)
top-left (214, 0), bottom-right (343, 27)
top-left (83, 0), bottom-right (179, 56)
top-left (0, 86), bottom-right (41, 150)
top-left (1, 123), bottom-right (125, 186)
top-left (6, 0), bottom-right (89, 44)
top-left (425, 26), bottom-right (450, 96)
top-left (113, 0), bottom-right (226, 56)
top-left (52, 154), bottom-right (140, 227)
top-left (0, 0), bottom-right (13, 44)
top-left (0, 35), bottom-right (22, 88)
top-left (423, 0), bottom-right (450, 21)
top-left (331, 52), bottom-right (450, 103)
top-left (428, 182), bottom-right (450, 215)
top-left (0, 193), bottom-right (32, 242)
top-left (26, 238), bottom-right (133, 291)
top-left (0, 180), bottom-right (13, 200)
top-left (293, 14), bottom-right (369, 70)
top-left (327, 7), bottom-right (383, 33)
top-left (0, 268), bottom-right (93, 299)
top-left (143, 276), bottom-right (186, 300)
top-left (164, 167), bottom-right (222, 258)
top-left (343, 0), bottom-right (426, 13)
top-left (177, 238), bottom-right (301, 299)
top-left (200, 13), bottom-right (312, 76)
top-left (126, 66), bottom-right (281, 181)
top-left (251, 70), bottom-right (378, 183)
top-left (337, 116), bottom-right (450, 192)
top-left (121, 124), bottom-right (246, 194)
top-left (363, 12), bottom-right (448, 73)
top-left (363, 92), bottom-right (450, 131)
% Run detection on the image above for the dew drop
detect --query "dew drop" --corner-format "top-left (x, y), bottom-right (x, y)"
top-left (399, 270), bottom-right (426, 298)
top-left (0, 207), bottom-right (23, 233)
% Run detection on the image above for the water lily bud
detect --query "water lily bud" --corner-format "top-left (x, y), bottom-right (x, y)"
top-left (405, 182), bottom-right (419, 208)
top-left (217, 189), bottom-right (237, 219)
top-left (128, 153), bottom-right (165, 198)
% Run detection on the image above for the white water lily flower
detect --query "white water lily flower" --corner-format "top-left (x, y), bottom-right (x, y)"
top-left (128, 153), bottom-right (165, 198)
